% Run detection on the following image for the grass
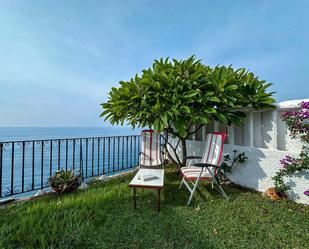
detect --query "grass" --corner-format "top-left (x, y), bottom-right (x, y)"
top-left (0, 165), bottom-right (308, 249)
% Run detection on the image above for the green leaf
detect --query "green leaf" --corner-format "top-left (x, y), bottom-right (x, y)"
top-left (199, 116), bottom-right (209, 124)
top-left (210, 96), bottom-right (220, 102)
top-left (204, 107), bottom-right (217, 114)
top-left (185, 90), bottom-right (200, 98)
top-left (181, 106), bottom-right (191, 113)
top-left (216, 113), bottom-right (228, 124)
top-left (160, 113), bottom-right (168, 127)
top-left (225, 85), bottom-right (238, 91)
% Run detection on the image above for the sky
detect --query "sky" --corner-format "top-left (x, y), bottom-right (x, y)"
top-left (0, 0), bottom-right (308, 127)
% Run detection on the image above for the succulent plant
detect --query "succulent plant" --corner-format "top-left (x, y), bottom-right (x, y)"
top-left (48, 169), bottom-right (82, 194)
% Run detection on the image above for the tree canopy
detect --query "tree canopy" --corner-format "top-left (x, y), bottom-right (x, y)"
top-left (101, 56), bottom-right (275, 165)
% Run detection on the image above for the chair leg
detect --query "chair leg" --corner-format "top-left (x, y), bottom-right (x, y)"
top-left (187, 168), bottom-right (203, 205)
top-left (205, 167), bottom-right (228, 200)
top-left (215, 183), bottom-right (229, 200)
top-left (179, 177), bottom-right (185, 189)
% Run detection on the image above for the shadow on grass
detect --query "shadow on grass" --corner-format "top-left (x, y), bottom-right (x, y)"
top-left (0, 165), bottom-right (308, 249)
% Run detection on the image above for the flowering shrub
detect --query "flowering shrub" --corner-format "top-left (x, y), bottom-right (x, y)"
top-left (273, 151), bottom-right (309, 193)
top-left (281, 101), bottom-right (309, 143)
top-left (279, 155), bottom-right (297, 168)
top-left (272, 101), bottom-right (309, 194)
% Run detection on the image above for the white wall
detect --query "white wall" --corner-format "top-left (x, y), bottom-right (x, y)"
top-left (168, 99), bottom-right (309, 205)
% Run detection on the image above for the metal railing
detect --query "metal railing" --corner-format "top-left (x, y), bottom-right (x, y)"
top-left (0, 135), bottom-right (141, 198)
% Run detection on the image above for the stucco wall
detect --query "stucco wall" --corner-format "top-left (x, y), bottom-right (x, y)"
top-left (168, 98), bottom-right (309, 205)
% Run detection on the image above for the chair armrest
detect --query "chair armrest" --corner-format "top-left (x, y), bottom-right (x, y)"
top-left (193, 163), bottom-right (220, 168)
top-left (185, 156), bottom-right (202, 160)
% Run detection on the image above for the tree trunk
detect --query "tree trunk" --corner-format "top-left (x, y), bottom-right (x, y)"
top-left (181, 138), bottom-right (187, 167)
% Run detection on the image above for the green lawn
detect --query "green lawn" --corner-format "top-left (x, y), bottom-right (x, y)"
top-left (0, 165), bottom-right (308, 249)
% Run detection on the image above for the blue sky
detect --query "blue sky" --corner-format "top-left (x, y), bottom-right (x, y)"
top-left (0, 0), bottom-right (308, 127)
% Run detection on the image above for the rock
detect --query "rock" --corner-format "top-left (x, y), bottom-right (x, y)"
top-left (33, 189), bottom-right (46, 197)
top-left (78, 182), bottom-right (89, 190)
top-left (98, 175), bottom-right (108, 181)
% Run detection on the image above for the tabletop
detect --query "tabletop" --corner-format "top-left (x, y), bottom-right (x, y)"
top-left (129, 168), bottom-right (164, 189)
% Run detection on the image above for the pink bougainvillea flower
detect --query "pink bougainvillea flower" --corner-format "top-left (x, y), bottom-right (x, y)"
top-left (304, 190), bottom-right (309, 196)
top-left (279, 155), bottom-right (297, 168)
top-left (300, 101), bottom-right (309, 109)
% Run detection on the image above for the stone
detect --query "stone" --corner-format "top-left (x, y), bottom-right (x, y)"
top-left (78, 182), bottom-right (89, 190)
top-left (33, 189), bottom-right (46, 197)
top-left (98, 175), bottom-right (108, 181)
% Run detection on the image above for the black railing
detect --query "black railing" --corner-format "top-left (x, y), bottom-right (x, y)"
top-left (0, 135), bottom-right (141, 198)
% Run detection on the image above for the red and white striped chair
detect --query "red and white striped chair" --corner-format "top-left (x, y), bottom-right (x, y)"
top-left (139, 130), bottom-right (163, 168)
top-left (179, 132), bottom-right (227, 205)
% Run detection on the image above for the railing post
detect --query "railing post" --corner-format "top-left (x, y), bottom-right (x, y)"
top-left (117, 137), bottom-right (120, 171)
top-left (21, 141), bottom-right (25, 193)
top-left (65, 139), bottom-right (68, 171)
top-left (103, 138), bottom-right (105, 174)
top-left (0, 142), bottom-right (3, 198)
top-left (41, 141), bottom-right (44, 189)
top-left (130, 136), bottom-right (132, 168)
top-left (97, 138), bottom-right (100, 175)
top-left (57, 140), bottom-right (61, 170)
top-left (11, 142), bottom-right (15, 195)
top-left (91, 138), bottom-right (94, 176)
top-left (121, 137), bottom-right (124, 170)
top-left (79, 138), bottom-right (83, 179)
top-left (108, 137), bottom-right (111, 172)
top-left (72, 139), bottom-right (75, 171)
top-left (113, 137), bottom-right (116, 171)
top-left (32, 141), bottom-right (35, 190)
top-left (50, 140), bottom-right (53, 177)
top-left (85, 139), bottom-right (88, 178)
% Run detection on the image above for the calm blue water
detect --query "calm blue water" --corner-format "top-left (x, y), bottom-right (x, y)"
top-left (0, 127), bottom-right (140, 142)
top-left (0, 127), bottom-right (142, 198)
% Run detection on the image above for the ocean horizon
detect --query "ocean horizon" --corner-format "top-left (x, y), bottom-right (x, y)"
top-left (0, 126), bottom-right (141, 142)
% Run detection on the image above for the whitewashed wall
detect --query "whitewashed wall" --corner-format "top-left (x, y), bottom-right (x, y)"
top-left (168, 99), bottom-right (309, 205)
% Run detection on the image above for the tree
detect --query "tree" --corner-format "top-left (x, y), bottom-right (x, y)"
top-left (101, 56), bottom-right (275, 166)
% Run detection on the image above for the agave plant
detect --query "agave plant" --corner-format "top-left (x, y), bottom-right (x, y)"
top-left (48, 169), bottom-right (82, 194)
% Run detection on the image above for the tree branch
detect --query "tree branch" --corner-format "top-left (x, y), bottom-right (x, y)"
top-left (161, 133), bottom-right (182, 165)
top-left (185, 124), bottom-right (204, 139)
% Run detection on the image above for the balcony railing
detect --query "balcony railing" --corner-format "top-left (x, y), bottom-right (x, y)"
top-left (0, 135), bottom-right (141, 198)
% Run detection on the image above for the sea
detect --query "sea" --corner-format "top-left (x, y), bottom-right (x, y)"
top-left (0, 127), bottom-right (142, 198)
top-left (0, 127), bottom-right (140, 142)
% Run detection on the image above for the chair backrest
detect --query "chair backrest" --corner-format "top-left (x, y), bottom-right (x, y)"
top-left (140, 130), bottom-right (163, 167)
top-left (201, 132), bottom-right (226, 166)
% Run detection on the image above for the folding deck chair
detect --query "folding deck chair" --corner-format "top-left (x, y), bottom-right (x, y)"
top-left (129, 130), bottom-right (164, 211)
top-left (179, 132), bottom-right (228, 205)
top-left (139, 130), bottom-right (163, 168)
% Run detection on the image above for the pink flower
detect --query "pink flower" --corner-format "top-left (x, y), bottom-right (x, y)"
top-left (300, 101), bottom-right (309, 109)
top-left (280, 155), bottom-right (297, 168)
